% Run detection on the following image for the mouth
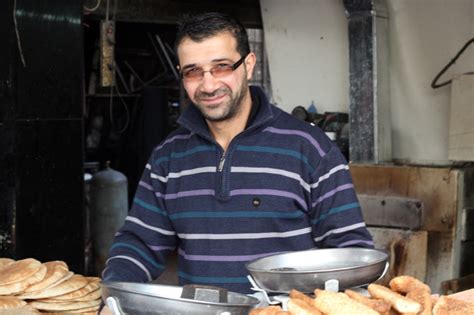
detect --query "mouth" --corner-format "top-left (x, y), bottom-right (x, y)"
top-left (198, 93), bottom-right (227, 105)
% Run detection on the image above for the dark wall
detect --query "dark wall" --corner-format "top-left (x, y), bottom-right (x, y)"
top-left (0, 0), bottom-right (16, 257)
top-left (83, 0), bottom-right (262, 28)
top-left (0, 0), bottom-right (85, 273)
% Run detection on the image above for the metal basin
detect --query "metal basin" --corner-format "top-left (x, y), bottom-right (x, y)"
top-left (246, 248), bottom-right (388, 293)
top-left (101, 282), bottom-right (259, 315)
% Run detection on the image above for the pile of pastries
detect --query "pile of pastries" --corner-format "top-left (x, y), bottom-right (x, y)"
top-left (0, 258), bottom-right (101, 314)
top-left (250, 275), bottom-right (474, 315)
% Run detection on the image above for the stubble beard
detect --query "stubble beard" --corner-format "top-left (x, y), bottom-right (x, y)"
top-left (193, 78), bottom-right (248, 122)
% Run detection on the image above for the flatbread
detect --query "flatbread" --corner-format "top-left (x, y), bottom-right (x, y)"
top-left (0, 258), bottom-right (15, 270)
top-left (39, 280), bottom-right (100, 301)
top-left (0, 296), bottom-right (27, 309)
top-left (86, 276), bottom-right (101, 283)
top-left (23, 261), bottom-right (69, 293)
top-left (16, 274), bottom-right (87, 300)
top-left (28, 299), bottom-right (100, 311)
top-left (74, 288), bottom-right (102, 301)
top-left (67, 305), bottom-right (100, 313)
top-left (0, 258), bottom-right (42, 286)
top-left (0, 304), bottom-right (40, 314)
top-left (0, 264), bottom-right (47, 295)
top-left (17, 272), bottom-right (74, 299)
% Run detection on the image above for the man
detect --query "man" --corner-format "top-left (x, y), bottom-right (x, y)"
top-left (102, 12), bottom-right (373, 296)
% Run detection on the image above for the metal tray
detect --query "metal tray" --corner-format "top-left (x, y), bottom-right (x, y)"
top-left (245, 248), bottom-right (388, 293)
top-left (101, 282), bottom-right (259, 315)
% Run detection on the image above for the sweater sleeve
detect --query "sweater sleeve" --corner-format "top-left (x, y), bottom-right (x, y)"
top-left (308, 146), bottom-right (374, 248)
top-left (102, 151), bottom-right (178, 282)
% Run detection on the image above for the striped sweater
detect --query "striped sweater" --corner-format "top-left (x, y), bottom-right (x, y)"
top-left (103, 86), bottom-right (374, 293)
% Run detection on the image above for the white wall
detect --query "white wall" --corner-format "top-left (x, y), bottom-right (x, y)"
top-left (260, 0), bottom-right (474, 164)
top-left (260, 0), bottom-right (349, 113)
top-left (388, 0), bottom-right (473, 164)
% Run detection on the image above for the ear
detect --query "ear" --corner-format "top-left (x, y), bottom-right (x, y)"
top-left (244, 52), bottom-right (257, 80)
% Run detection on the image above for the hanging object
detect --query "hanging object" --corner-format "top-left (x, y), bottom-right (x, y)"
top-left (100, 19), bottom-right (115, 87)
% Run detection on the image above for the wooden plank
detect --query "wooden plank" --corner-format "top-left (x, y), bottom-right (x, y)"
top-left (359, 194), bottom-right (423, 230)
top-left (350, 164), bottom-right (459, 233)
top-left (351, 164), bottom-right (461, 293)
top-left (449, 75), bottom-right (474, 161)
top-left (369, 227), bottom-right (427, 284)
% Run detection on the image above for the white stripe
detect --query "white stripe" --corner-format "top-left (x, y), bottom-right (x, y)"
top-left (126, 216), bottom-right (176, 236)
top-left (313, 222), bottom-right (367, 243)
top-left (178, 227), bottom-right (312, 240)
top-left (146, 163), bottom-right (151, 170)
top-left (151, 166), bottom-right (216, 183)
top-left (106, 255), bottom-right (152, 281)
top-left (231, 166), bottom-right (311, 192)
top-left (310, 164), bottom-right (349, 189)
top-left (101, 266), bottom-right (109, 279)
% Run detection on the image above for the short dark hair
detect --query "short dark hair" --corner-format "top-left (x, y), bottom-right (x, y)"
top-left (174, 12), bottom-right (250, 59)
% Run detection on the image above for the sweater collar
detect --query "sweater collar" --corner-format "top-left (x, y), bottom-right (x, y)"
top-left (177, 85), bottom-right (276, 138)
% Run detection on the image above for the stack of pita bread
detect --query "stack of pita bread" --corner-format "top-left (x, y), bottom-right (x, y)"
top-left (0, 257), bottom-right (102, 314)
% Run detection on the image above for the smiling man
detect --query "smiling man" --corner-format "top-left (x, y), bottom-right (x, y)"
top-left (102, 12), bottom-right (374, 297)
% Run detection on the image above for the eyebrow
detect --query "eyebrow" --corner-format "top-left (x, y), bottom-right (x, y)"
top-left (181, 58), bottom-right (235, 70)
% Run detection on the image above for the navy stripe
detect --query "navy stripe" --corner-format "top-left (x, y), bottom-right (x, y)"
top-left (134, 198), bottom-right (168, 216)
top-left (178, 271), bottom-right (249, 284)
top-left (169, 210), bottom-right (304, 220)
top-left (110, 243), bottom-right (165, 270)
top-left (311, 202), bottom-right (360, 224)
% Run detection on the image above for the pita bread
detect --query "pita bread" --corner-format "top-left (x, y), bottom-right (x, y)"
top-left (39, 280), bottom-right (100, 301)
top-left (0, 264), bottom-right (47, 295)
top-left (16, 274), bottom-right (87, 300)
top-left (0, 258), bottom-right (15, 270)
top-left (28, 299), bottom-right (100, 311)
top-left (67, 305), bottom-right (100, 313)
top-left (17, 272), bottom-right (74, 299)
top-left (0, 258), bottom-right (42, 286)
top-left (0, 296), bottom-right (27, 309)
top-left (23, 261), bottom-right (69, 293)
top-left (0, 304), bottom-right (40, 314)
top-left (74, 288), bottom-right (101, 301)
top-left (86, 276), bottom-right (101, 282)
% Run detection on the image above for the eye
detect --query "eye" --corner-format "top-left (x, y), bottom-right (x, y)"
top-left (215, 63), bottom-right (232, 69)
top-left (185, 67), bottom-right (200, 74)
top-left (183, 67), bottom-right (203, 78)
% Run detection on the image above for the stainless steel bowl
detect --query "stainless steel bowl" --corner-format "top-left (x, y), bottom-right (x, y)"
top-left (101, 282), bottom-right (259, 315)
top-left (246, 248), bottom-right (388, 293)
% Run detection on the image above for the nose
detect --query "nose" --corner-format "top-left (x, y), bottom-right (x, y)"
top-left (199, 71), bottom-right (221, 93)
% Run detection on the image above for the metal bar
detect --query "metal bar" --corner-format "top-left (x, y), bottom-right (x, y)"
top-left (155, 34), bottom-right (179, 80)
top-left (343, 0), bottom-right (392, 163)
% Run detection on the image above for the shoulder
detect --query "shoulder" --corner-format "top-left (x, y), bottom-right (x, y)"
top-left (268, 105), bottom-right (335, 158)
top-left (151, 127), bottom-right (194, 157)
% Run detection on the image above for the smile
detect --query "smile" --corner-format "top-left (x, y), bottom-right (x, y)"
top-left (199, 93), bottom-right (227, 104)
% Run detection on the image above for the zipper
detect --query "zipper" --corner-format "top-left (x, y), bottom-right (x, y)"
top-left (218, 153), bottom-right (226, 172)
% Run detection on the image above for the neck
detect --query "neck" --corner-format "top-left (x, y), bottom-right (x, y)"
top-left (207, 88), bottom-right (252, 151)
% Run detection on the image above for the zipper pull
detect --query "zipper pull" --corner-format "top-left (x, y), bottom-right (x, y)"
top-left (218, 154), bottom-right (226, 172)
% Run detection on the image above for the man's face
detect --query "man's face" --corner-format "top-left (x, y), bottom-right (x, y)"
top-left (177, 32), bottom-right (255, 122)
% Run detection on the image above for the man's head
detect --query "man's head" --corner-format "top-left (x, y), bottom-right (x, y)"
top-left (174, 12), bottom-right (250, 60)
top-left (175, 12), bottom-right (256, 123)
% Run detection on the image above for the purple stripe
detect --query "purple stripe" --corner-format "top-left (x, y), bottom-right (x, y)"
top-left (139, 181), bottom-right (153, 191)
top-left (264, 126), bottom-right (326, 157)
top-left (312, 183), bottom-right (354, 207)
top-left (337, 239), bottom-right (375, 247)
top-left (148, 245), bottom-right (175, 251)
top-left (178, 248), bottom-right (284, 262)
top-left (230, 189), bottom-right (308, 211)
top-left (154, 133), bottom-right (193, 151)
top-left (155, 189), bottom-right (215, 200)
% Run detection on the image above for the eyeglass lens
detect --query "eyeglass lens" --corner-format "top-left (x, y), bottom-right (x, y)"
top-left (181, 55), bottom-right (246, 81)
